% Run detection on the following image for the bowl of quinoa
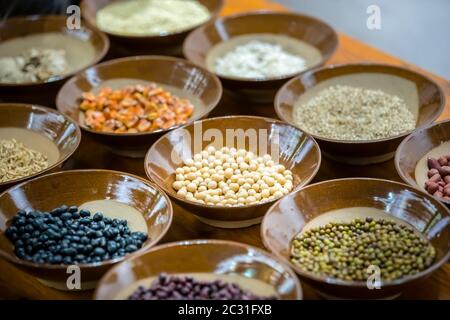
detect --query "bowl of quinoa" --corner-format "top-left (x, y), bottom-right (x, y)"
top-left (275, 64), bottom-right (445, 165)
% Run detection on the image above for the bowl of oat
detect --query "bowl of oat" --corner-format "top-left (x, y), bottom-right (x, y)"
top-left (275, 64), bottom-right (445, 165)
top-left (0, 15), bottom-right (109, 105)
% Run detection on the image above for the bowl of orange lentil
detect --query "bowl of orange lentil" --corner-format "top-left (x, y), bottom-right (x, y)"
top-left (56, 55), bottom-right (223, 157)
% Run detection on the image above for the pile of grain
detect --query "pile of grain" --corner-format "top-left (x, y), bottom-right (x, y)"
top-left (0, 139), bottom-right (48, 182)
top-left (293, 85), bottom-right (416, 140)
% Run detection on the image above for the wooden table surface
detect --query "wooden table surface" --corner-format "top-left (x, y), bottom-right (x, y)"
top-left (1, 0), bottom-right (449, 300)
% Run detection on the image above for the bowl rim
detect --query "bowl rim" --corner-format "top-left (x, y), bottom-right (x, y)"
top-left (395, 118), bottom-right (450, 205)
top-left (144, 114), bottom-right (322, 210)
top-left (94, 238), bottom-right (303, 300)
top-left (182, 10), bottom-right (339, 83)
top-left (0, 103), bottom-right (82, 188)
top-left (274, 62), bottom-right (446, 144)
top-left (80, 0), bottom-right (224, 39)
top-left (0, 169), bottom-right (174, 269)
top-left (56, 55), bottom-right (223, 137)
top-left (261, 177), bottom-right (450, 288)
top-left (0, 15), bottom-right (110, 87)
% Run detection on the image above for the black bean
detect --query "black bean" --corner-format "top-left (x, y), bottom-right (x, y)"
top-left (60, 212), bottom-right (72, 221)
top-left (79, 209), bottom-right (90, 217)
top-left (93, 213), bottom-right (103, 222)
top-left (107, 241), bottom-right (118, 253)
top-left (93, 247), bottom-right (105, 256)
top-left (125, 244), bottom-right (138, 252)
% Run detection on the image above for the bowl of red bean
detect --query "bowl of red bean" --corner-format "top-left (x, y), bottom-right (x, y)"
top-left (56, 56), bottom-right (222, 158)
top-left (395, 119), bottom-right (450, 205)
top-left (94, 239), bottom-right (302, 300)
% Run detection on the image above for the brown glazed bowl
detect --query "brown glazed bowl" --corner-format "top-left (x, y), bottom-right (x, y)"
top-left (94, 239), bottom-right (302, 300)
top-left (0, 170), bottom-right (173, 290)
top-left (275, 63), bottom-right (445, 165)
top-left (261, 178), bottom-right (450, 299)
top-left (81, 0), bottom-right (223, 57)
top-left (0, 103), bottom-right (81, 192)
top-left (183, 11), bottom-right (338, 103)
top-left (56, 55), bottom-right (222, 158)
top-left (395, 119), bottom-right (450, 206)
top-left (0, 15), bottom-right (109, 106)
top-left (145, 116), bottom-right (321, 228)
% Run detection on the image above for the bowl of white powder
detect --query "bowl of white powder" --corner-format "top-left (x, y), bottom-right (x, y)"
top-left (183, 11), bottom-right (338, 103)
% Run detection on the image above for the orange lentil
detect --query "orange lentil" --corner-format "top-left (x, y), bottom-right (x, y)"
top-left (80, 83), bottom-right (194, 133)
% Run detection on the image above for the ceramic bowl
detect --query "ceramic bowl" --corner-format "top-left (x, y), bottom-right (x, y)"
top-left (183, 11), bottom-right (338, 103)
top-left (275, 63), bottom-right (445, 165)
top-left (81, 0), bottom-right (223, 57)
top-left (0, 15), bottom-right (109, 105)
top-left (395, 119), bottom-right (450, 206)
top-left (0, 170), bottom-right (173, 290)
top-left (0, 103), bottom-right (81, 192)
top-left (94, 239), bottom-right (302, 300)
top-left (145, 115), bottom-right (321, 228)
top-left (261, 178), bottom-right (450, 299)
top-left (56, 55), bottom-right (222, 158)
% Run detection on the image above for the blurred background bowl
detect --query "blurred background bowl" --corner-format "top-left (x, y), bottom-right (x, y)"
top-left (183, 11), bottom-right (338, 103)
top-left (275, 63), bottom-right (445, 165)
top-left (395, 119), bottom-right (450, 206)
top-left (56, 55), bottom-right (222, 158)
top-left (145, 115), bottom-right (321, 228)
top-left (94, 239), bottom-right (302, 300)
top-left (261, 178), bottom-right (450, 299)
top-left (81, 0), bottom-right (223, 57)
top-left (0, 169), bottom-right (173, 290)
top-left (0, 15), bottom-right (109, 106)
top-left (0, 103), bottom-right (81, 192)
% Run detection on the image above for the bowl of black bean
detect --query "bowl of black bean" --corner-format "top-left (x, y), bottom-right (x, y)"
top-left (94, 239), bottom-right (302, 300)
top-left (0, 169), bottom-right (173, 290)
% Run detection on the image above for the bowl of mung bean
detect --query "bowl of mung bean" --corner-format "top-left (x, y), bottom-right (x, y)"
top-left (0, 103), bottom-right (81, 192)
top-left (275, 63), bottom-right (445, 165)
top-left (144, 116), bottom-right (321, 228)
top-left (261, 178), bottom-right (450, 299)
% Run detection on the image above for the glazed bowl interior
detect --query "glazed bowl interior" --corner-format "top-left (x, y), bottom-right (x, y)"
top-left (81, 0), bottom-right (223, 39)
top-left (0, 103), bottom-right (81, 191)
top-left (57, 56), bottom-right (222, 135)
top-left (396, 120), bottom-right (450, 204)
top-left (183, 11), bottom-right (338, 82)
top-left (0, 170), bottom-right (173, 289)
top-left (0, 15), bottom-right (109, 86)
top-left (261, 178), bottom-right (450, 299)
top-left (145, 116), bottom-right (321, 228)
top-left (275, 64), bottom-right (445, 165)
top-left (94, 240), bottom-right (302, 300)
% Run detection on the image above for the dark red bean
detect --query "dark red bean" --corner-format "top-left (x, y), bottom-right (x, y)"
top-left (439, 166), bottom-right (450, 177)
top-left (429, 173), bottom-right (442, 183)
top-left (428, 158), bottom-right (441, 170)
top-left (426, 181), bottom-right (439, 194)
top-left (434, 190), bottom-right (444, 198)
